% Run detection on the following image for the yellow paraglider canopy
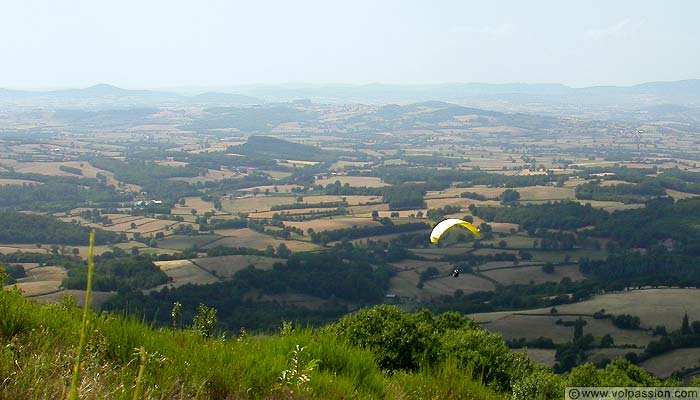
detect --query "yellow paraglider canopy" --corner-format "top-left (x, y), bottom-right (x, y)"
top-left (430, 218), bottom-right (481, 245)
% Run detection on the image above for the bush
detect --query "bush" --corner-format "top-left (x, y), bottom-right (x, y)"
top-left (512, 369), bottom-right (564, 400)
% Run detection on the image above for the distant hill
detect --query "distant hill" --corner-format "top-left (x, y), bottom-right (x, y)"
top-left (0, 84), bottom-right (262, 109)
top-left (234, 80), bottom-right (700, 112)
top-left (188, 92), bottom-right (261, 105)
top-left (234, 135), bottom-right (332, 162)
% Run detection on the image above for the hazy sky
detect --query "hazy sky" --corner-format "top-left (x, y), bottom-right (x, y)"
top-left (1, 0), bottom-right (698, 89)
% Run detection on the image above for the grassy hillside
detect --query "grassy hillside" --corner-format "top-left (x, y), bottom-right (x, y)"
top-left (0, 282), bottom-right (681, 399)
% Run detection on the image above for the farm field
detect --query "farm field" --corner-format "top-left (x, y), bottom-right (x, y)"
top-left (481, 234), bottom-right (535, 249)
top-left (477, 314), bottom-right (652, 346)
top-left (0, 178), bottom-right (41, 186)
top-left (421, 274), bottom-right (495, 298)
top-left (640, 348), bottom-right (700, 378)
top-left (239, 184), bottom-right (301, 194)
top-left (31, 290), bottom-right (116, 310)
top-left (247, 207), bottom-right (337, 220)
top-left (7, 266), bottom-right (66, 297)
top-left (518, 348), bottom-right (556, 368)
top-left (1, 160), bottom-right (139, 191)
top-left (171, 197), bottom-right (217, 215)
top-left (221, 196), bottom-right (298, 213)
top-left (156, 234), bottom-right (223, 250)
top-left (283, 217), bottom-right (382, 232)
top-left (192, 254), bottom-right (282, 278)
top-left (314, 176), bottom-right (388, 187)
top-left (153, 259), bottom-right (219, 289)
top-left (168, 168), bottom-right (240, 183)
top-left (480, 264), bottom-right (585, 285)
top-left (208, 229), bottom-right (322, 252)
top-left (470, 289), bottom-right (700, 326)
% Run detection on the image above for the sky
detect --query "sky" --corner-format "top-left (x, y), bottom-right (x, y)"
top-left (1, 0), bottom-right (698, 89)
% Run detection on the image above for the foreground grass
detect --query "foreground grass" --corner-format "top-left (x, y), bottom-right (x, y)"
top-left (0, 289), bottom-right (505, 399)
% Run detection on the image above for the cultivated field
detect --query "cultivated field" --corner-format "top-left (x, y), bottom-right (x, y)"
top-left (640, 348), bottom-right (700, 378)
top-left (314, 176), bottom-right (388, 187)
top-left (7, 266), bottom-right (66, 297)
top-left (476, 314), bottom-right (652, 346)
top-left (421, 274), bottom-right (496, 298)
top-left (0, 178), bottom-right (41, 186)
top-left (480, 264), bottom-right (585, 285)
top-left (469, 289), bottom-right (700, 349)
top-left (32, 290), bottom-right (116, 310)
top-left (192, 254), bottom-right (282, 279)
top-left (156, 234), bottom-right (223, 250)
top-left (168, 168), bottom-right (240, 183)
top-left (171, 197), bottom-right (217, 215)
top-left (284, 217), bottom-right (382, 232)
top-left (221, 196), bottom-right (298, 213)
top-left (208, 229), bottom-right (322, 252)
top-left (152, 259), bottom-right (219, 289)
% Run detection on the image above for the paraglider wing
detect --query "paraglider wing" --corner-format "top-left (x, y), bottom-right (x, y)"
top-left (430, 218), bottom-right (481, 245)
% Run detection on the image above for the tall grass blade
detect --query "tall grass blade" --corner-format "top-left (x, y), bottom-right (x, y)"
top-left (133, 346), bottom-right (146, 400)
top-left (67, 230), bottom-right (95, 400)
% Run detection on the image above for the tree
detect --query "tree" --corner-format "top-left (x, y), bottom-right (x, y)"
top-left (600, 334), bottom-right (614, 347)
top-left (542, 262), bottom-right (555, 274)
top-left (500, 189), bottom-right (521, 205)
top-left (692, 321), bottom-right (700, 335)
top-left (371, 210), bottom-right (379, 220)
top-left (573, 317), bottom-right (585, 342)
top-left (654, 325), bottom-right (668, 336)
top-left (682, 312), bottom-right (692, 335)
top-left (276, 243), bottom-right (290, 258)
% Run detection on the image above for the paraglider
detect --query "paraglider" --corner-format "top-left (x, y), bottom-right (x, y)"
top-left (430, 218), bottom-right (481, 245)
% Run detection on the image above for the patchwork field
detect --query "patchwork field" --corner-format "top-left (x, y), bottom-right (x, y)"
top-left (171, 197), bottom-right (217, 215)
top-left (476, 314), bottom-right (652, 346)
top-left (221, 196), bottom-right (298, 213)
top-left (284, 217), bottom-right (382, 232)
top-left (1, 160), bottom-right (139, 191)
top-left (0, 178), bottom-right (41, 186)
top-left (314, 176), bottom-right (388, 187)
top-left (640, 348), bottom-right (700, 378)
top-left (32, 289), bottom-right (116, 310)
top-left (152, 259), bottom-right (219, 289)
top-left (192, 254), bottom-right (282, 279)
top-left (247, 207), bottom-right (337, 220)
top-left (168, 168), bottom-right (241, 183)
top-left (156, 234), bottom-right (223, 250)
top-left (7, 266), bottom-right (67, 297)
top-left (518, 348), bottom-right (556, 368)
top-left (547, 289), bottom-right (700, 330)
top-left (480, 264), bottom-right (585, 285)
top-left (208, 229), bottom-right (322, 252)
top-left (421, 274), bottom-right (496, 298)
